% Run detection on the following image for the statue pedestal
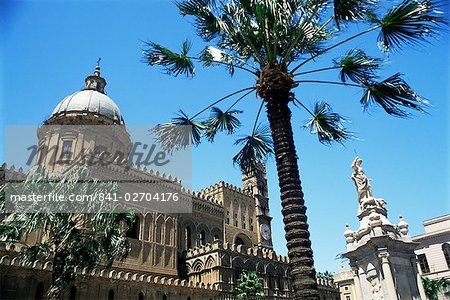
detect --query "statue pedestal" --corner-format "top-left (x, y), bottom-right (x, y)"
top-left (343, 157), bottom-right (426, 300)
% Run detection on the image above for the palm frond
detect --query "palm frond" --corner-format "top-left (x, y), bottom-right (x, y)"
top-left (232, 124), bottom-right (273, 170)
top-left (304, 102), bottom-right (352, 145)
top-left (143, 40), bottom-right (195, 77)
top-left (204, 107), bottom-right (242, 141)
top-left (361, 73), bottom-right (428, 117)
top-left (176, 0), bottom-right (222, 42)
top-left (151, 110), bottom-right (205, 152)
top-left (200, 46), bottom-right (238, 75)
top-left (333, 49), bottom-right (382, 83)
top-left (334, 0), bottom-right (376, 26)
top-left (376, 0), bottom-right (445, 51)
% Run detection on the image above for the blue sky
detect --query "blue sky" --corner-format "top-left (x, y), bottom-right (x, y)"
top-left (1, 0), bottom-right (449, 273)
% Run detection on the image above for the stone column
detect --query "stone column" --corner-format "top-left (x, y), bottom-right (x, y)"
top-left (350, 264), bottom-right (363, 300)
top-left (413, 258), bottom-right (427, 299)
top-left (378, 252), bottom-right (399, 300)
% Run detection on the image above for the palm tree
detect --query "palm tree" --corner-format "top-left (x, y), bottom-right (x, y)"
top-left (422, 277), bottom-right (450, 300)
top-left (0, 167), bottom-right (135, 300)
top-left (233, 271), bottom-right (265, 300)
top-left (143, 0), bottom-right (445, 298)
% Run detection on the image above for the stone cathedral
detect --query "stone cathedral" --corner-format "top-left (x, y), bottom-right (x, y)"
top-left (0, 67), bottom-right (338, 300)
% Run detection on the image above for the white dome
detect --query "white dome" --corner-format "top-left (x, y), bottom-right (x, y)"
top-left (50, 90), bottom-right (124, 124)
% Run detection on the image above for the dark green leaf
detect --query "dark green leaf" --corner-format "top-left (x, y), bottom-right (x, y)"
top-left (143, 40), bottom-right (195, 77)
top-left (361, 73), bottom-right (428, 117)
top-left (176, 0), bottom-right (222, 41)
top-left (232, 124), bottom-right (273, 170)
top-left (333, 49), bottom-right (382, 83)
top-left (151, 110), bottom-right (205, 152)
top-left (334, 0), bottom-right (376, 26)
top-left (204, 107), bottom-right (242, 141)
top-left (377, 0), bottom-right (446, 51)
top-left (304, 102), bottom-right (352, 145)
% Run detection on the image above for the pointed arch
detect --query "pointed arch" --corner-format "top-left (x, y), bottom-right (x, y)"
top-left (155, 215), bottom-right (164, 243)
top-left (165, 217), bottom-right (174, 245)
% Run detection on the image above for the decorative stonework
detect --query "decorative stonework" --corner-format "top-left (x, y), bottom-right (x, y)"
top-left (341, 157), bottom-right (426, 300)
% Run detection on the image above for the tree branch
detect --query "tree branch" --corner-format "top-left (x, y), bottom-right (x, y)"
top-left (293, 66), bottom-right (340, 77)
top-left (294, 80), bottom-right (363, 88)
top-left (293, 97), bottom-right (315, 117)
top-left (225, 88), bottom-right (256, 112)
top-left (252, 100), bottom-right (265, 134)
top-left (191, 87), bottom-right (255, 119)
top-left (291, 25), bottom-right (381, 73)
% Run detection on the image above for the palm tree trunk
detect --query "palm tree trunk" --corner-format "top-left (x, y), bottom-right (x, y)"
top-left (265, 96), bottom-right (319, 300)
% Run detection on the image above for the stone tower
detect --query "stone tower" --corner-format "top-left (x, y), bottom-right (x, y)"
top-left (242, 163), bottom-right (273, 248)
top-left (342, 157), bottom-right (426, 300)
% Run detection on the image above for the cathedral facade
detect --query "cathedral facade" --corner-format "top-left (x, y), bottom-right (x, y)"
top-left (0, 67), bottom-right (338, 300)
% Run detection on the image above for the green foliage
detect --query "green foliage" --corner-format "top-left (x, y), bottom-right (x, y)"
top-left (304, 102), bottom-right (352, 145)
top-left (144, 0), bottom-right (445, 165)
top-left (361, 73), bottom-right (428, 117)
top-left (422, 277), bottom-right (450, 300)
top-left (143, 40), bottom-right (195, 77)
top-left (333, 49), bottom-right (382, 84)
top-left (233, 271), bottom-right (265, 300)
top-left (375, 0), bottom-right (446, 52)
top-left (0, 167), bottom-right (135, 300)
top-left (316, 270), bottom-right (335, 281)
top-left (232, 124), bottom-right (273, 170)
top-left (204, 107), bottom-right (242, 141)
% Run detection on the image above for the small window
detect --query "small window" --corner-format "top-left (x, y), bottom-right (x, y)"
top-left (234, 212), bottom-right (238, 227)
top-left (108, 290), bottom-right (114, 300)
top-left (34, 282), bottom-right (44, 300)
top-left (126, 217), bottom-right (140, 239)
top-left (162, 295), bottom-right (167, 300)
top-left (443, 243), bottom-right (450, 269)
top-left (200, 230), bottom-right (206, 246)
top-left (418, 254), bottom-right (430, 273)
top-left (138, 292), bottom-right (145, 300)
top-left (344, 286), bottom-right (349, 291)
top-left (70, 286), bottom-right (77, 300)
top-left (185, 226), bottom-right (192, 249)
top-left (346, 296), bottom-right (351, 300)
top-left (61, 140), bottom-right (73, 160)
top-left (242, 215), bottom-right (246, 229)
top-left (250, 218), bottom-right (254, 231)
top-left (226, 210), bottom-right (230, 225)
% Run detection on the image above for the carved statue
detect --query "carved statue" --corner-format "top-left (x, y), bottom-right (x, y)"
top-left (351, 157), bottom-right (386, 212)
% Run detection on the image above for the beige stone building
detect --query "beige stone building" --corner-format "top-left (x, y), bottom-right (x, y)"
top-left (413, 214), bottom-right (450, 300)
top-left (333, 266), bottom-right (356, 300)
top-left (0, 67), bottom-right (338, 300)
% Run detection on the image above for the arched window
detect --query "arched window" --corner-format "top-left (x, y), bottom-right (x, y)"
top-left (127, 217), bottom-right (140, 239)
top-left (69, 286), bottom-right (77, 300)
top-left (213, 234), bottom-right (219, 241)
top-left (235, 237), bottom-right (245, 247)
top-left (187, 297), bottom-right (192, 300)
top-left (268, 274), bottom-right (275, 291)
top-left (185, 226), bottom-right (192, 249)
top-left (162, 295), bottom-right (167, 300)
top-left (34, 282), bottom-right (44, 300)
top-left (200, 230), bottom-right (206, 246)
top-left (443, 243), bottom-right (450, 268)
top-left (155, 217), bottom-right (164, 243)
top-left (108, 289), bottom-right (114, 300)
top-left (138, 292), bottom-right (145, 300)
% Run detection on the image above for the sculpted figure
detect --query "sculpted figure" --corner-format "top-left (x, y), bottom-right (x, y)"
top-left (351, 157), bottom-right (373, 202)
top-left (351, 157), bottom-right (386, 212)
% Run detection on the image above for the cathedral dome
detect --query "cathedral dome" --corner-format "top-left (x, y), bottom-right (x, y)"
top-left (50, 89), bottom-right (124, 124)
top-left (46, 64), bottom-right (125, 125)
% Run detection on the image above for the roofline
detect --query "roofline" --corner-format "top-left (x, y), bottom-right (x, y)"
top-left (422, 214), bottom-right (450, 226)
